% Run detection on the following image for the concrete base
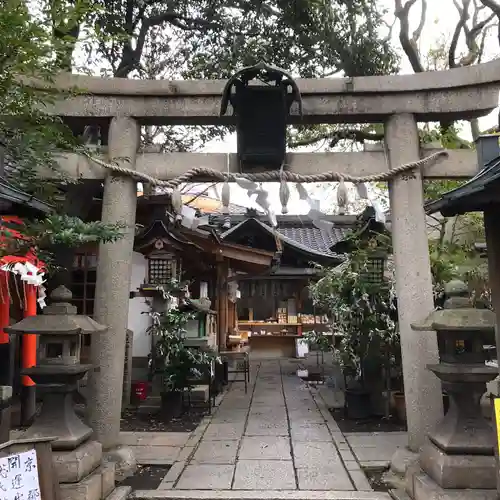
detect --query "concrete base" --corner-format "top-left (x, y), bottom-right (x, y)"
top-left (106, 486), bottom-right (132, 500)
top-left (59, 463), bottom-right (115, 500)
top-left (419, 440), bottom-right (496, 489)
top-left (104, 444), bottom-right (137, 481)
top-left (53, 440), bottom-right (103, 483)
top-left (390, 448), bottom-right (419, 476)
top-left (185, 385), bottom-right (209, 402)
top-left (411, 472), bottom-right (497, 500)
top-left (55, 439), bottom-right (128, 500)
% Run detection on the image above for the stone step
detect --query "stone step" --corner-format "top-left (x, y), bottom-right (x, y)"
top-left (130, 490), bottom-right (392, 500)
top-left (106, 486), bottom-right (132, 500)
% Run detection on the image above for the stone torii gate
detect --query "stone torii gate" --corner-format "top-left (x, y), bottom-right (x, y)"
top-left (39, 60), bottom-right (500, 470)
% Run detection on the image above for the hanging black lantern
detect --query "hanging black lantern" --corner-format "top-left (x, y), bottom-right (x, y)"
top-left (220, 62), bottom-right (302, 171)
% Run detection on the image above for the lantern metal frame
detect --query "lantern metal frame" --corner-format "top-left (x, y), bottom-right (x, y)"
top-left (220, 61), bottom-right (303, 170)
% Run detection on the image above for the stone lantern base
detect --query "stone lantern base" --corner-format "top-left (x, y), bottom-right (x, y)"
top-left (406, 465), bottom-right (497, 500)
top-left (419, 439), bottom-right (496, 490)
top-left (52, 439), bottom-right (131, 500)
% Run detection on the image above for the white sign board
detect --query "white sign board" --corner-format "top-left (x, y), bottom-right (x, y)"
top-left (0, 449), bottom-right (40, 500)
top-left (295, 338), bottom-right (309, 358)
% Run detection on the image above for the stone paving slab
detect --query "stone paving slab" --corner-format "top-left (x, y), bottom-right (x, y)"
top-left (293, 441), bottom-right (341, 468)
top-left (245, 420), bottom-right (289, 436)
top-left (238, 436), bottom-right (292, 460)
top-left (175, 464), bottom-right (235, 489)
top-left (168, 359), bottom-right (379, 493)
top-left (290, 423), bottom-right (331, 442)
top-left (212, 410), bottom-right (249, 423)
top-left (296, 466), bottom-right (354, 490)
top-left (233, 460), bottom-right (296, 490)
top-left (131, 490), bottom-right (392, 499)
top-left (191, 440), bottom-right (239, 464)
top-left (249, 407), bottom-right (287, 419)
top-left (287, 409), bottom-right (325, 423)
top-left (121, 432), bottom-right (190, 447)
top-left (204, 423), bottom-right (246, 441)
top-left (132, 445), bottom-right (181, 465)
top-left (218, 400), bottom-right (252, 410)
top-left (345, 432), bottom-right (408, 466)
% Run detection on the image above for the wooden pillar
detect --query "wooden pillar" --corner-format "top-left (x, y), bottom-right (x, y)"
top-left (216, 258), bottom-right (229, 350)
top-left (21, 283), bottom-right (37, 425)
top-left (484, 207), bottom-right (500, 390)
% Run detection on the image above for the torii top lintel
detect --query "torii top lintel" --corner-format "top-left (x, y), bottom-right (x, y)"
top-left (36, 59), bottom-right (500, 125)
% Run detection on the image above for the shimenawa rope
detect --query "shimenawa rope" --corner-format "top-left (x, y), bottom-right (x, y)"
top-left (81, 150), bottom-right (448, 188)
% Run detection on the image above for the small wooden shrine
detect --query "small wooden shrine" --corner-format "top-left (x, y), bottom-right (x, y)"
top-left (208, 207), bottom-right (381, 358)
top-left (133, 204), bottom-right (275, 352)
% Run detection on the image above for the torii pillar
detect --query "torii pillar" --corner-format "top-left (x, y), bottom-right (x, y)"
top-left (87, 116), bottom-right (139, 478)
top-left (385, 113), bottom-right (443, 452)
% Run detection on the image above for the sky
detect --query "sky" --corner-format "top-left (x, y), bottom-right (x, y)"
top-left (196, 0), bottom-right (500, 215)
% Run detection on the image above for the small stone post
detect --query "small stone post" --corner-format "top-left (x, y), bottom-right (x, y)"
top-left (87, 116), bottom-right (139, 477)
top-left (122, 329), bottom-right (133, 410)
top-left (385, 113), bottom-right (443, 451)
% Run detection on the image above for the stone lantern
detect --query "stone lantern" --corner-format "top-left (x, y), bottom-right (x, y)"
top-left (408, 280), bottom-right (498, 499)
top-left (6, 285), bottom-right (107, 450)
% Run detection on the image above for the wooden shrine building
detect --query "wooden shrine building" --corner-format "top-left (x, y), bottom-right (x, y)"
top-left (205, 207), bottom-right (381, 357)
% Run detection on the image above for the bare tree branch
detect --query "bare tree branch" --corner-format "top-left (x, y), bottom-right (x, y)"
top-left (451, 0), bottom-right (496, 68)
top-left (184, 183), bottom-right (218, 207)
top-left (413, 0), bottom-right (427, 43)
top-left (478, 0), bottom-right (500, 44)
top-left (289, 129), bottom-right (385, 149)
top-left (394, 0), bottom-right (426, 73)
top-left (114, 8), bottom-right (222, 77)
top-left (450, 0), bottom-right (471, 68)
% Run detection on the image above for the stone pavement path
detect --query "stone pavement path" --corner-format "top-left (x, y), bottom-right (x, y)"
top-left (154, 359), bottom-right (380, 493)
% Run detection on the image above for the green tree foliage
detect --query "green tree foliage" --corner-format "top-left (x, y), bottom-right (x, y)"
top-left (309, 233), bottom-right (399, 389)
top-left (42, 0), bottom-right (400, 149)
top-left (67, 0), bottom-right (399, 79)
top-left (0, 0), bottom-right (124, 261)
top-left (146, 279), bottom-right (220, 393)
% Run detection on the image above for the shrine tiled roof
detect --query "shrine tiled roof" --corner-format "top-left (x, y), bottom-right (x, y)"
top-left (219, 216), bottom-right (355, 260)
top-left (425, 154), bottom-right (500, 216)
top-left (276, 223), bottom-right (351, 257)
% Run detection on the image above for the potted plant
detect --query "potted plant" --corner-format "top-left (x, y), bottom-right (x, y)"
top-left (310, 233), bottom-right (399, 420)
top-left (301, 329), bottom-right (331, 381)
top-left (147, 280), bottom-right (220, 418)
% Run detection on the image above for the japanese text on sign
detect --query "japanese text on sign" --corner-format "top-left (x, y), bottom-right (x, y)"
top-left (0, 449), bottom-right (40, 500)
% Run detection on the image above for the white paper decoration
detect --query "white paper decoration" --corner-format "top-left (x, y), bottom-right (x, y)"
top-left (171, 188), bottom-right (183, 221)
top-left (267, 209), bottom-right (278, 228)
top-left (255, 190), bottom-right (270, 212)
top-left (234, 177), bottom-right (258, 192)
top-left (279, 179), bottom-right (290, 214)
top-left (295, 183), bottom-right (309, 201)
top-left (221, 180), bottom-right (230, 214)
top-left (356, 183), bottom-right (368, 199)
top-left (337, 180), bottom-right (348, 214)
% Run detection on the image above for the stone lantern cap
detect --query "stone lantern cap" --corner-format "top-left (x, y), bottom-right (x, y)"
top-left (411, 308), bottom-right (496, 333)
top-left (6, 285), bottom-right (107, 336)
top-left (411, 279), bottom-right (495, 333)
